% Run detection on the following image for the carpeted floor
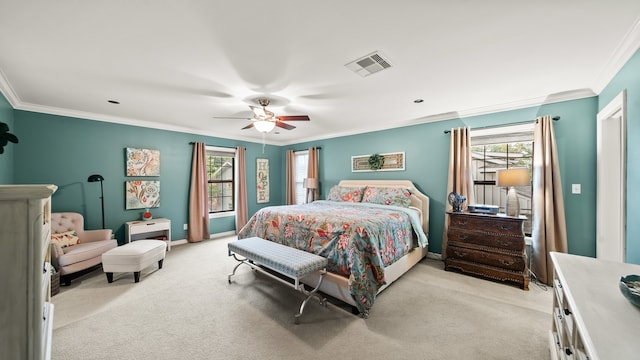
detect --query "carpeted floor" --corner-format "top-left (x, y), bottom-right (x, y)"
top-left (51, 236), bottom-right (552, 360)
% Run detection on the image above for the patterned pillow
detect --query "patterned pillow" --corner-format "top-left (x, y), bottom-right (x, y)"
top-left (51, 230), bottom-right (80, 248)
top-left (326, 185), bottom-right (365, 203)
top-left (361, 187), bottom-right (412, 207)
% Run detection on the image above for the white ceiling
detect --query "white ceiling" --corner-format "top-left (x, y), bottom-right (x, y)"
top-left (1, 1), bottom-right (639, 146)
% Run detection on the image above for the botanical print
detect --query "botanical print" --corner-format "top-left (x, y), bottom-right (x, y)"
top-left (126, 181), bottom-right (160, 209)
top-left (256, 158), bottom-right (269, 203)
top-left (126, 148), bottom-right (160, 176)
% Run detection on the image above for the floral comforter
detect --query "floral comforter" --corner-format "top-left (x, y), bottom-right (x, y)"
top-left (237, 200), bottom-right (428, 316)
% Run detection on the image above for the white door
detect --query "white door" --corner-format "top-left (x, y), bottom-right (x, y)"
top-left (596, 91), bottom-right (626, 262)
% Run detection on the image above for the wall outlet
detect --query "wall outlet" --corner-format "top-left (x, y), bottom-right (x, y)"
top-left (183, 224), bottom-right (188, 230)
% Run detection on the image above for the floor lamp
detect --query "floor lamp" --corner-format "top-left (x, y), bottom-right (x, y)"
top-left (87, 174), bottom-right (105, 229)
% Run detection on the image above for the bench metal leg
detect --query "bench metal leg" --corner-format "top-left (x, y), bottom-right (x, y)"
top-left (294, 270), bottom-right (326, 324)
top-left (227, 254), bottom-right (250, 283)
top-left (228, 251), bottom-right (328, 324)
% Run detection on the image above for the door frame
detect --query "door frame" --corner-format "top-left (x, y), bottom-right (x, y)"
top-left (596, 90), bottom-right (627, 261)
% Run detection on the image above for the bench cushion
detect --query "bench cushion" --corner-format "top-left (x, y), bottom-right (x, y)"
top-left (229, 237), bottom-right (327, 279)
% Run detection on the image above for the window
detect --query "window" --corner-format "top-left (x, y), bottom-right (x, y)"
top-left (293, 150), bottom-right (308, 205)
top-left (470, 124), bottom-right (533, 235)
top-left (205, 147), bottom-right (235, 214)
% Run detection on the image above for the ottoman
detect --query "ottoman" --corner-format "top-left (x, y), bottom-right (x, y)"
top-left (102, 240), bottom-right (167, 283)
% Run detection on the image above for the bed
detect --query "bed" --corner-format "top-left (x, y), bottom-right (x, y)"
top-left (237, 180), bottom-right (429, 317)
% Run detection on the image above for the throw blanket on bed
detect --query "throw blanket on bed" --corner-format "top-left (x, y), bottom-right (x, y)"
top-left (237, 200), bottom-right (428, 315)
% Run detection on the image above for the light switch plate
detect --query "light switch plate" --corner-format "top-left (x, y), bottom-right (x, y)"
top-left (572, 184), bottom-right (581, 194)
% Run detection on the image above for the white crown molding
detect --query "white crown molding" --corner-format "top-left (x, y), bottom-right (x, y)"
top-left (0, 68), bottom-right (21, 108)
top-left (592, 15), bottom-right (640, 94)
top-left (279, 88), bottom-right (597, 146)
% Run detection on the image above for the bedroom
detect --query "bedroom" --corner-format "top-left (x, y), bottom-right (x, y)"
top-left (1, 2), bottom-right (640, 359)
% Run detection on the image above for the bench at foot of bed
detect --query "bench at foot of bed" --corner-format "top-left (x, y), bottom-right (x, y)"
top-left (227, 237), bottom-right (328, 324)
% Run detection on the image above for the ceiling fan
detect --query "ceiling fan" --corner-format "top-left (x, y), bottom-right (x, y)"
top-left (217, 98), bottom-right (310, 133)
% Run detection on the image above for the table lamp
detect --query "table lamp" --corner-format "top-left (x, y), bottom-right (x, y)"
top-left (496, 168), bottom-right (530, 217)
top-left (305, 178), bottom-right (318, 203)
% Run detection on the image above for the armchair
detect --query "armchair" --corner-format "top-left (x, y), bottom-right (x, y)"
top-left (50, 212), bottom-right (117, 285)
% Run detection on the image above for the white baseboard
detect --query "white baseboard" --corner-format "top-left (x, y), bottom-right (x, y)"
top-left (169, 231), bottom-right (237, 247)
top-left (427, 251), bottom-right (442, 261)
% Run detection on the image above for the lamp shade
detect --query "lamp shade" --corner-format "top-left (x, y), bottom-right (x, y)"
top-left (254, 120), bottom-right (276, 133)
top-left (87, 174), bottom-right (104, 182)
top-left (496, 168), bottom-right (530, 187)
top-left (305, 178), bottom-right (318, 189)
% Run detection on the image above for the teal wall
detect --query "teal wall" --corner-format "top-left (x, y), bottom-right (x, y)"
top-left (289, 97), bottom-right (598, 256)
top-left (598, 48), bottom-right (640, 264)
top-left (0, 93), bottom-right (14, 183)
top-left (3, 47), bottom-right (638, 261)
top-left (11, 111), bottom-right (282, 244)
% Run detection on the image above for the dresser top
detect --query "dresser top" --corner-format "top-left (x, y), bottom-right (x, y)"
top-left (0, 184), bottom-right (57, 199)
top-left (551, 252), bottom-right (640, 360)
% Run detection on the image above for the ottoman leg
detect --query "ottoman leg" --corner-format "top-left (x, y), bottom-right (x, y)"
top-left (106, 272), bottom-right (113, 283)
top-left (134, 271), bottom-right (140, 283)
top-left (158, 259), bottom-right (164, 269)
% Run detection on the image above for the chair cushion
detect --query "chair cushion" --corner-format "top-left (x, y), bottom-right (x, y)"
top-left (58, 239), bottom-right (118, 267)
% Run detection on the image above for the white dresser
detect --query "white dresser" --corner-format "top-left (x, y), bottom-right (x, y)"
top-left (550, 252), bottom-right (640, 360)
top-left (0, 185), bottom-right (57, 360)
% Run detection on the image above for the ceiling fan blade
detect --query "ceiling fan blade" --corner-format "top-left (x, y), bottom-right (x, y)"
top-left (275, 121), bottom-right (296, 130)
top-left (241, 123), bottom-right (255, 130)
top-left (276, 115), bottom-right (310, 121)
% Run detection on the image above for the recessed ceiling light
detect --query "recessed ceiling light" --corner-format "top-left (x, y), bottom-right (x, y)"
top-left (413, 99), bottom-right (424, 103)
top-left (108, 100), bottom-right (120, 104)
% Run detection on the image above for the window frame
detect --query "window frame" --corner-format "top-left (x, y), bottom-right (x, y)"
top-left (470, 123), bottom-right (534, 235)
top-left (205, 146), bottom-right (236, 218)
top-left (293, 150), bottom-right (309, 205)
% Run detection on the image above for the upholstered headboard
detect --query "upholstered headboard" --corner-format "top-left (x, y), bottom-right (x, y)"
top-left (337, 180), bottom-right (430, 236)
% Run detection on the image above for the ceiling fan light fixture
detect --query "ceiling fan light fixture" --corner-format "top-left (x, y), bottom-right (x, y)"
top-left (254, 120), bottom-right (276, 133)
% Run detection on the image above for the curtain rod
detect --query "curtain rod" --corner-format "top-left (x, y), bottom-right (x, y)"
top-left (188, 142), bottom-right (244, 149)
top-left (443, 116), bottom-right (560, 134)
top-left (292, 146), bottom-right (322, 152)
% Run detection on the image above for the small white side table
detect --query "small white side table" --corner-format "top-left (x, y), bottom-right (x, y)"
top-left (125, 218), bottom-right (171, 251)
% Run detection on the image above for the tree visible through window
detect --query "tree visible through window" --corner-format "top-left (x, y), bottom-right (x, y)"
top-left (471, 129), bottom-right (533, 235)
top-left (206, 148), bottom-right (235, 213)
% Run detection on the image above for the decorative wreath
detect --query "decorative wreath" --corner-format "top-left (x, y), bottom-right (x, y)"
top-left (368, 154), bottom-right (384, 170)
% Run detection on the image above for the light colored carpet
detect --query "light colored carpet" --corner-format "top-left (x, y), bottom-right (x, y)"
top-left (52, 236), bottom-right (552, 360)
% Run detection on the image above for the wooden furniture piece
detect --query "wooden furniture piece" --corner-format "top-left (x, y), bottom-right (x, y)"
top-left (445, 212), bottom-right (528, 290)
top-left (125, 218), bottom-right (171, 251)
top-left (0, 184), bottom-right (57, 360)
top-left (549, 252), bottom-right (640, 360)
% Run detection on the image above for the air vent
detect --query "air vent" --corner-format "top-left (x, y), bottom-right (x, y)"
top-left (345, 51), bottom-right (392, 77)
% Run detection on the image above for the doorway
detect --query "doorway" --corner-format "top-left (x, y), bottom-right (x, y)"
top-left (596, 90), bottom-right (626, 262)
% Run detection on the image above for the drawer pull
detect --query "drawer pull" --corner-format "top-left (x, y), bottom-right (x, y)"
top-left (499, 259), bottom-right (515, 266)
top-left (456, 234), bottom-right (468, 241)
top-left (499, 225), bottom-right (514, 231)
top-left (454, 250), bottom-right (468, 258)
top-left (455, 220), bottom-right (467, 226)
top-left (498, 240), bottom-right (513, 247)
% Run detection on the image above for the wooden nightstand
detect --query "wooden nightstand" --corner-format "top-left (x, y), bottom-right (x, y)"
top-left (445, 212), bottom-right (529, 290)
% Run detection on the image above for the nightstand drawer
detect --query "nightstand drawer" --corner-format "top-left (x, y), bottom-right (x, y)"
top-left (448, 213), bottom-right (523, 237)
top-left (446, 244), bottom-right (526, 271)
top-left (447, 229), bottom-right (524, 252)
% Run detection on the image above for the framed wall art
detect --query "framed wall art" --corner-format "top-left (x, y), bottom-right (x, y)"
top-left (125, 180), bottom-right (160, 209)
top-left (256, 158), bottom-right (269, 203)
top-left (126, 147), bottom-right (160, 176)
top-left (351, 152), bottom-right (406, 172)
